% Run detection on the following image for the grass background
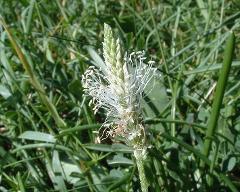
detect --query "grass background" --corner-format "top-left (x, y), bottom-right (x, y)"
top-left (0, 0), bottom-right (240, 191)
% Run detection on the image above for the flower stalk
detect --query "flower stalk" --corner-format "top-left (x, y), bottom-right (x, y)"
top-left (82, 23), bottom-right (156, 191)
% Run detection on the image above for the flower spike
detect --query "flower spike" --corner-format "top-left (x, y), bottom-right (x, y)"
top-left (82, 23), bottom-right (157, 192)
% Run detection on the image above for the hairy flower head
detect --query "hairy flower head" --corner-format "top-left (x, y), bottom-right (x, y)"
top-left (82, 24), bottom-right (157, 149)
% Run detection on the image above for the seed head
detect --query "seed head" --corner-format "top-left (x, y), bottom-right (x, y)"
top-left (82, 24), bottom-right (157, 148)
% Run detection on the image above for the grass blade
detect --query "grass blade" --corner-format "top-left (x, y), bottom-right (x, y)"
top-left (0, 18), bottom-right (66, 129)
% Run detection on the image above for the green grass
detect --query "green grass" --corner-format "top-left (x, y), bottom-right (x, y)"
top-left (0, 0), bottom-right (240, 191)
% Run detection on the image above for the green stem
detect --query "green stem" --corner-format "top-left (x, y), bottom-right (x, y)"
top-left (201, 32), bottom-right (235, 168)
top-left (134, 150), bottom-right (148, 192)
